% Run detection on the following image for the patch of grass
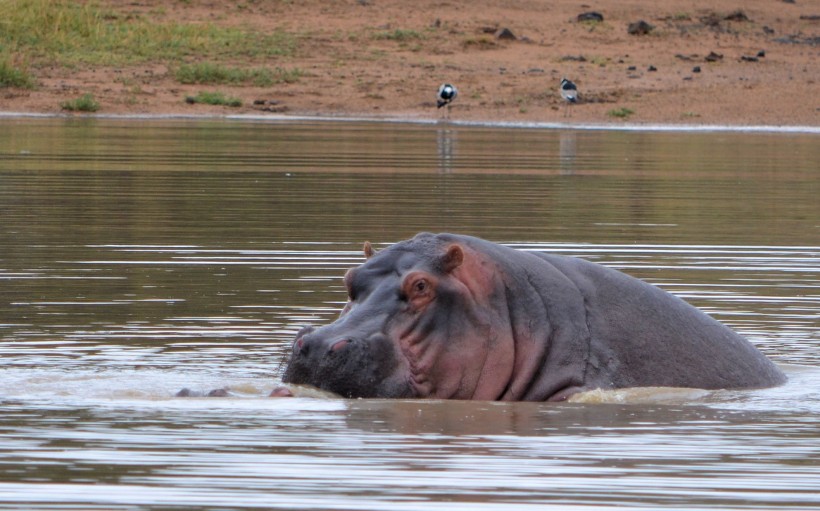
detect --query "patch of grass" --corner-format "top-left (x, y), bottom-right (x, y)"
top-left (579, 20), bottom-right (613, 34)
top-left (374, 29), bottom-right (423, 42)
top-left (607, 107), bottom-right (635, 119)
top-left (588, 56), bottom-right (611, 67)
top-left (1, 0), bottom-right (298, 66)
top-left (462, 35), bottom-right (498, 49)
top-left (185, 91), bottom-right (242, 107)
top-left (175, 63), bottom-right (303, 86)
top-left (578, 20), bottom-right (604, 31)
top-left (367, 49), bottom-right (388, 60)
top-left (61, 93), bottom-right (100, 112)
top-left (0, 58), bottom-right (36, 88)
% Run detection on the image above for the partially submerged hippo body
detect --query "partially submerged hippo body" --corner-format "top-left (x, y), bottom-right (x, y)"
top-left (281, 233), bottom-right (785, 401)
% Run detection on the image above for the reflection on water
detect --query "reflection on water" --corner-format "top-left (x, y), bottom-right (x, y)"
top-left (436, 126), bottom-right (457, 173)
top-left (0, 118), bottom-right (818, 510)
top-left (559, 130), bottom-right (576, 174)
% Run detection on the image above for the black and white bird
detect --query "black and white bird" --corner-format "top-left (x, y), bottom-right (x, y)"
top-left (560, 78), bottom-right (578, 103)
top-left (559, 78), bottom-right (578, 117)
top-left (436, 83), bottom-right (458, 115)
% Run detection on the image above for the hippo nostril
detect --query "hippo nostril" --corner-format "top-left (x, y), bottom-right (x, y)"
top-left (330, 339), bottom-right (351, 352)
top-left (294, 336), bottom-right (308, 356)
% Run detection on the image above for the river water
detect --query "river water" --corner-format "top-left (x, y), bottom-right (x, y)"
top-left (0, 118), bottom-right (818, 510)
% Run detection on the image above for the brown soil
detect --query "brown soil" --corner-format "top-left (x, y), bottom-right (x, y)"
top-left (3, 0), bottom-right (819, 126)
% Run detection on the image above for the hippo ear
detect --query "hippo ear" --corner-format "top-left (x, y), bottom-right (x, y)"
top-left (363, 241), bottom-right (374, 259)
top-left (441, 244), bottom-right (464, 273)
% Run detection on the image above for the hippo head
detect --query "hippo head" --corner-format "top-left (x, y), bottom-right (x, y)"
top-left (282, 233), bottom-right (515, 399)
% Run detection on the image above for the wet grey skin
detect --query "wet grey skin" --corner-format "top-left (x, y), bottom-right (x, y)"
top-left (282, 233), bottom-right (786, 401)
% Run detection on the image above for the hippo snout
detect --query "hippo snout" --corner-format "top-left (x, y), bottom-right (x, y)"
top-left (292, 327), bottom-right (354, 359)
top-left (282, 326), bottom-right (409, 398)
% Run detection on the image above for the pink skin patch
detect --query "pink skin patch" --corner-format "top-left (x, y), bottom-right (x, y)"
top-left (331, 339), bottom-right (350, 352)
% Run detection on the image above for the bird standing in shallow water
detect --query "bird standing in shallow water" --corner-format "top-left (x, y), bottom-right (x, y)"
top-left (437, 83), bottom-right (458, 118)
top-left (560, 78), bottom-right (578, 117)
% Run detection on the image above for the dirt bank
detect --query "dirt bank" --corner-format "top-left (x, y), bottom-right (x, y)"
top-left (2, 0), bottom-right (818, 125)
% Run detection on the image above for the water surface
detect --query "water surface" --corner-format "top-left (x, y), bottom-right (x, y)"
top-left (0, 118), bottom-right (818, 510)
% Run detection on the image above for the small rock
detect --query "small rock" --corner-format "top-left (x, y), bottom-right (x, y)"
top-left (208, 388), bottom-right (230, 397)
top-left (627, 20), bottom-right (654, 35)
top-left (262, 105), bottom-right (288, 113)
top-left (184, 96), bottom-right (196, 104)
top-left (705, 51), bottom-right (724, 62)
top-left (560, 55), bottom-right (587, 62)
top-left (692, 66), bottom-right (702, 73)
top-left (270, 387), bottom-right (295, 397)
top-left (577, 12), bottom-right (604, 23)
top-left (627, 65), bottom-right (637, 71)
top-left (724, 10), bottom-right (750, 22)
top-left (495, 27), bottom-right (516, 40)
top-left (699, 13), bottom-right (722, 28)
top-left (648, 65), bottom-right (657, 71)
top-left (252, 99), bottom-right (286, 112)
top-left (757, 50), bottom-right (766, 58)
top-left (741, 55), bottom-right (759, 62)
top-left (775, 34), bottom-right (820, 45)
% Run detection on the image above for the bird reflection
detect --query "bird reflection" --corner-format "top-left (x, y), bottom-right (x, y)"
top-left (436, 127), bottom-right (457, 173)
top-left (559, 130), bottom-right (577, 175)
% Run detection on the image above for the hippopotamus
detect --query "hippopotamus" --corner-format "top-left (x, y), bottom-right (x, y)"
top-left (280, 233), bottom-right (786, 401)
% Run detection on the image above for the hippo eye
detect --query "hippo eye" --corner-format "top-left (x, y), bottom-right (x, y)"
top-left (401, 271), bottom-right (435, 305)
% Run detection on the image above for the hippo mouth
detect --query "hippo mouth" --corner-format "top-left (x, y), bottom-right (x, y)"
top-left (282, 327), bottom-right (413, 399)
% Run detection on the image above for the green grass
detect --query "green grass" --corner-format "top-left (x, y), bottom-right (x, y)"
top-left (61, 93), bottom-right (100, 112)
top-left (175, 63), bottom-right (303, 86)
top-left (185, 91), bottom-right (242, 107)
top-left (607, 107), bottom-right (635, 119)
top-left (0, 58), bottom-right (36, 88)
top-left (462, 35), bottom-right (497, 49)
top-left (0, 0), bottom-right (298, 66)
top-left (374, 29), bottom-right (423, 42)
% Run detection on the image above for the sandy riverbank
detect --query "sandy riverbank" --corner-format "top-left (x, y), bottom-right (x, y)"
top-left (2, 0), bottom-right (818, 126)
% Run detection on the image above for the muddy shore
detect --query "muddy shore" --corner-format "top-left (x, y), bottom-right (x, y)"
top-left (2, 0), bottom-right (818, 126)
